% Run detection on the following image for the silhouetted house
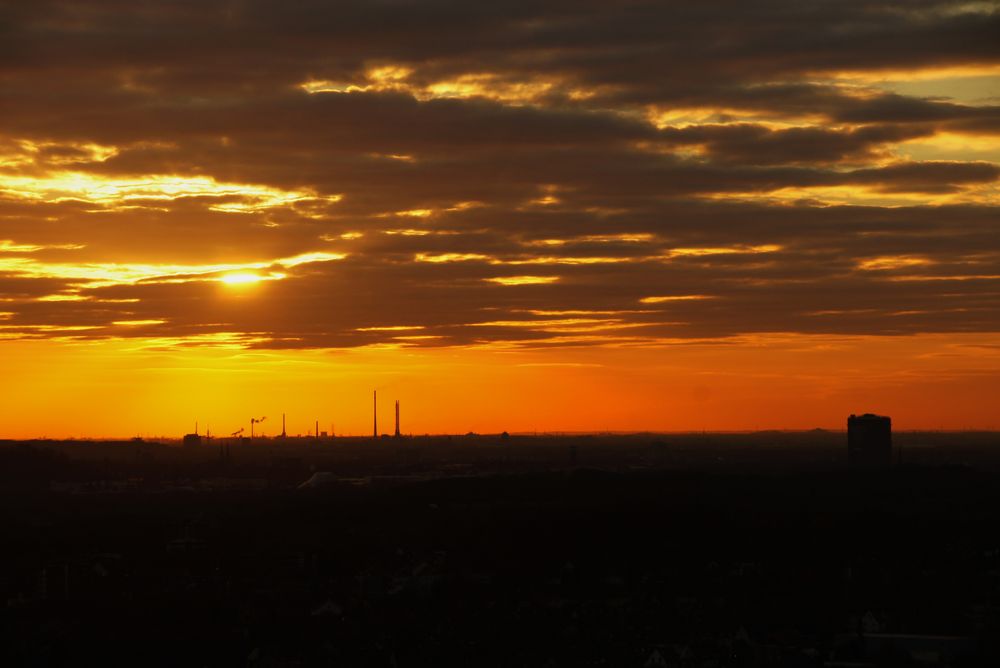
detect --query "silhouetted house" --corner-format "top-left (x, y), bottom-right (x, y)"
top-left (168, 532), bottom-right (206, 553)
top-left (860, 634), bottom-right (974, 665)
top-left (311, 599), bottom-right (343, 616)
top-left (860, 610), bottom-right (882, 634)
top-left (298, 471), bottom-right (337, 489)
top-left (644, 648), bottom-right (668, 667)
top-left (832, 631), bottom-right (975, 666)
top-left (848, 413), bottom-right (891, 469)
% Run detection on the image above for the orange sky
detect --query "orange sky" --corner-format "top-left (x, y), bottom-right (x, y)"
top-left (1, 1), bottom-right (999, 436)
top-left (3, 331), bottom-right (998, 439)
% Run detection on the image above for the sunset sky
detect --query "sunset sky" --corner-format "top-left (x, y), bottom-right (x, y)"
top-left (2, 1), bottom-right (999, 437)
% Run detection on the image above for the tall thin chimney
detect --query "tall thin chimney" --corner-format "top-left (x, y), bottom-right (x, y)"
top-left (282, 413), bottom-right (287, 438)
top-left (373, 390), bottom-right (378, 438)
top-left (394, 400), bottom-right (400, 437)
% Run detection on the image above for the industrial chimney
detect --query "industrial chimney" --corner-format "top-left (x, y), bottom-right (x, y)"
top-left (394, 400), bottom-right (400, 437)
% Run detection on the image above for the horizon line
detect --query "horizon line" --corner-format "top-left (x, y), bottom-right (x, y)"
top-left (5, 427), bottom-right (1000, 442)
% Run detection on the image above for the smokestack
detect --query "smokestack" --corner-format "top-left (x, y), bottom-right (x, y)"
top-left (395, 400), bottom-right (400, 437)
top-left (373, 390), bottom-right (378, 438)
top-left (282, 413), bottom-right (286, 438)
top-left (315, 420), bottom-right (319, 439)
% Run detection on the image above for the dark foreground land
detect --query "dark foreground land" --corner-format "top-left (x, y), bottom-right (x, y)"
top-left (2, 432), bottom-right (1000, 666)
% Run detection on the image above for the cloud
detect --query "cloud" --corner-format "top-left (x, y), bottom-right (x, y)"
top-left (0, 0), bottom-right (997, 349)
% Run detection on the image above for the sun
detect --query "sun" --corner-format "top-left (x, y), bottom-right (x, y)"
top-left (220, 272), bottom-right (264, 285)
top-left (218, 270), bottom-right (287, 285)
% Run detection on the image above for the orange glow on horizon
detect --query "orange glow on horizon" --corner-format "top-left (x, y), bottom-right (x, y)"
top-left (2, 332), bottom-right (999, 439)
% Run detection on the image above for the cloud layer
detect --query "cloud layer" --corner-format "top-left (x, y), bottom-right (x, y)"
top-left (1, 0), bottom-right (998, 349)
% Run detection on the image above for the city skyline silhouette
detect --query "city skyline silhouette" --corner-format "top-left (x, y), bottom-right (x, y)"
top-left (2, 1), bottom-right (999, 664)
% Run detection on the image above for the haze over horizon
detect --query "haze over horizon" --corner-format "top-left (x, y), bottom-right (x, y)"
top-left (2, 1), bottom-right (999, 437)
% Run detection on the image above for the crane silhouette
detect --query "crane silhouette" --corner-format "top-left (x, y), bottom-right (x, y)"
top-left (230, 427), bottom-right (244, 438)
top-left (250, 416), bottom-right (266, 438)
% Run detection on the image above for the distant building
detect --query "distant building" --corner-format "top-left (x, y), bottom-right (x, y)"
top-left (182, 433), bottom-right (202, 447)
top-left (847, 414), bottom-right (891, 469)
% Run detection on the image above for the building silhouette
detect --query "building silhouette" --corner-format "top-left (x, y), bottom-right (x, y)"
top-left (182, 422), bottom-right (202, 447)
top-left (847, 413), bottom-right (892, 469)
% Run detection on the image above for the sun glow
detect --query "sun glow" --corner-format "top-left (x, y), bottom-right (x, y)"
top-left (0, 251), bottom-right (339, 288)
top-left (219, 271), bottom-right (286, 285)
top-left (220, 272), bottom-right (263, 285)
